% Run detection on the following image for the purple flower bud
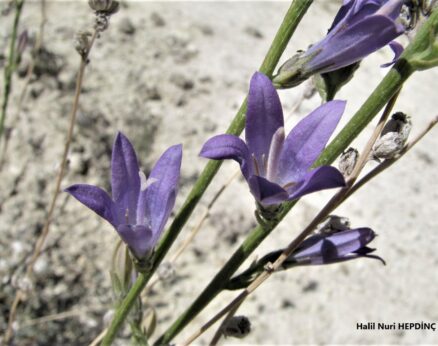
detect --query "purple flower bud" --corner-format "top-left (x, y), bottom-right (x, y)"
top-left (200, 72), bottom-right (346, 207)
top-left (66, 132), bottom-right (182, 260)
top-left (287, 228), bottom-right (385, 266)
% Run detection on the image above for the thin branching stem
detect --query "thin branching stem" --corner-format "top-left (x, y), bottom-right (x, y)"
top-left (344, 115), bottom-right (438, 200)
top-left (101, 1), bottom-right (315, 344)
top-left (3, 29), bottom-right (98, 345)
top-left (209, 296), bottom-right (245, 346)
top-left (345, 89), bottom-right (401, 186)
top-left (0, 0), bottom-right (26, 144)
top-left (0, 0), bottom-right (47, 170)
top-left (180, 92), bottom-right (403, 345)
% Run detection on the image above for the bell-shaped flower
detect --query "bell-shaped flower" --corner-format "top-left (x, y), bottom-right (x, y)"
top-left (273, 0), bottom-right (405, 88)
top-left (226, 227), bottom-right (383, 290)
top-left (66, 132), bottom-right (182, 259)
top-left (200, 72), bottom-right (346, 207)
top-left (287, 228), bottom-right (385, 266)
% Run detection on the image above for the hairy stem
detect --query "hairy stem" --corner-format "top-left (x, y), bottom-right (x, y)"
top-left (101, 1), bottom-right (314, 344)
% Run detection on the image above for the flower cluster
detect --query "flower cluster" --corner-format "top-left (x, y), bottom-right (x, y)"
top-left (66, 1), bottom-right (398, 266)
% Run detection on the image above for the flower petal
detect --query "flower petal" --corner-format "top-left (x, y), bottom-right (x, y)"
top-left (287, 166), bottom-right (345, 201)
top-left (329, 0), bottom-right (382, 33)
top-left (142, 144), bottom-right (182, 242)
top-left (248, 175), bottom-right (289, 206)
top-left (111, 132), bottom-right (141, 222)
top-left (291, 228), bottom-right (376, 264)
top-left (278, 100), bottom-right (346, 184)
top-left (307, 15), bottom-right (404, 74)
top-left (381, 40), bottom-right (404, 67)
top-left (245, 72), bottom-right (284, 162)
top-left (200, 134), bottom-right (252, 179)
top-left (375, 0), bottom-right (403, 20)
top-left (65, 184), bottom-right (117, 227)
top-left (117, 224), bottom-right (154, 259)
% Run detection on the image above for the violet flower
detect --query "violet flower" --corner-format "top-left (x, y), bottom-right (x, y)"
top-left (66, 132), bottom-right (182, 259)
top-left (200, 72), bottom-right (346, 207)
top-left (226, 227), bottom-right (383, 290)
top-left (287, 228), bottom-right (385, 266)
top-left (273, 0), bottom-right (405, 88)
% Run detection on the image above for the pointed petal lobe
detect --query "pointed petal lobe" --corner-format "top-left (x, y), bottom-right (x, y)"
top-left (245, 72), bottom-right (284, 161)
top-left (111, 132), bottom-right (141, 220)
top-left (287, 166), bottom-right (345, 201)
top-left (142, 144), bottom-right (182, 238)
top-left (200, 134), bottom-right (251, 178)
top-left (66, 184), bottom-right (117, 227)
top-left (278, 100), bottom-right (346, 183)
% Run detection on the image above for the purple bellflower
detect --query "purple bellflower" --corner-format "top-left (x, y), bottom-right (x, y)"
top-left (226, 227), bottom-right (383, 290)
top-left (273, 0), bottom-right (405, 88)
top-left (200, 72), bottom-right (346, 207)
top-left (287, 228), bottom-right (385, 266)
top-left (66, 132), bottom-right (182, 259)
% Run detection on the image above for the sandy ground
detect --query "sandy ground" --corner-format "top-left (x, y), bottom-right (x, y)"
top-left (1, 1), bottom-right (437, 345)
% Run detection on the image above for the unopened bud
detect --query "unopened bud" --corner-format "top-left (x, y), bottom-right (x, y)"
top-left (142, 308), bottom-right (157, 339)
top-left (110, 241), bottom-right (135, 298)
top-left (222, 316), bottom-right (251, 339)
top-left (88, 0), bottom-right (119, 15)
top-left (338, 147), bottom-right (358, 176)
top-left (373, 112), bottom-right (411, 160)
top-left (272, 51), bottom-right (309, 89)
top-left (317, 215), bottom-right (350, 235)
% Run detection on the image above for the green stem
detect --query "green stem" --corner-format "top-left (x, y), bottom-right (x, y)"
top-left (153, 210), bottom-right (295, 345)
top-left (152, 10), bottom-right (438, 344)
top-left (101, 1), bottom-right (314, 345)
top-left (0, 0), bottom-right (26, 142)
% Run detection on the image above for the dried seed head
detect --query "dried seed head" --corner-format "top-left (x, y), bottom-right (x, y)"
top-left (88, 0), bottom-right (119, 15)
top-left (95, 12), bottom-right (110, 32)
top-left (381, 112), bottom-right (412, 142)
top-left (338, 147), bottom-right (358, 176)
top-left (373, 112), bottom-right (412, 160)
top-left (317, 215), bottom-right (351, 235)
top-left (222, 316), bottom-right (251, 339)
top-left (74, 30), bottom-right (92, 59)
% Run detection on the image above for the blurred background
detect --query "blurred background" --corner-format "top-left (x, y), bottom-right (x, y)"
top-left (1, 1), bottom-right (437, 344)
